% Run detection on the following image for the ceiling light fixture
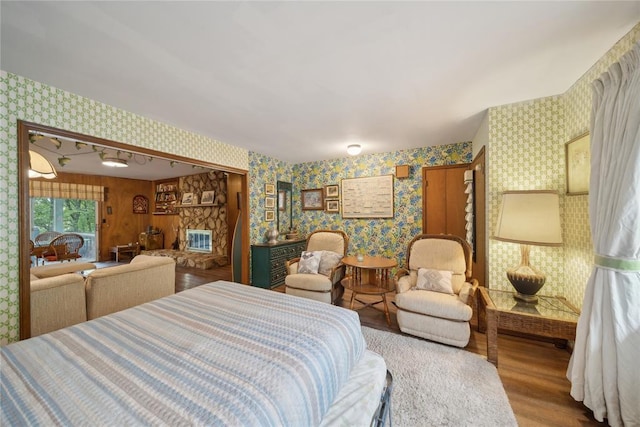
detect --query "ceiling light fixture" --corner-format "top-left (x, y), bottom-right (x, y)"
top-left (102, 157), bottom-right (128, 168)
top-left (28, 150), bottom-right (57, 179)
top-left (347, 144), bottom-right (362, 156)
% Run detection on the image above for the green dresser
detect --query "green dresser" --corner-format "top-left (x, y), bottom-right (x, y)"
top-left (251, 238), bottom-right (306, 289)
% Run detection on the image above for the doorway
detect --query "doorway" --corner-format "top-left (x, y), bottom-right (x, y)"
top-left (18, 120), bottom-right (251, 339)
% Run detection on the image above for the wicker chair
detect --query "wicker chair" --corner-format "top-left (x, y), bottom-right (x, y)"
top-left (285, 230), bottom-right (349, 304)
top-left (394, 234), bottom-right (479, 347)
top-left (44, 233), bottom-right (85, 262)
top-left (34, 231), bottom-right (62, 247)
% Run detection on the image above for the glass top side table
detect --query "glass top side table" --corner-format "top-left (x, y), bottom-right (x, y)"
top-left (477, 287), bottom-right (580, 366)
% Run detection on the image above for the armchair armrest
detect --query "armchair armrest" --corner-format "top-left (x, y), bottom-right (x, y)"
top-left (394, 268), bottom-right (415, 293)
top-left (286, 257), bottom-right (300, 275)
top-left (327, 261), bottom-right (346, 284)
top-left (458, 278), bottom-right (479, 306)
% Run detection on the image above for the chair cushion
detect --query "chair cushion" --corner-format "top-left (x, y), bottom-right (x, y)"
top-left (409, 238), bottom-right (467, 293)
top-left (298, 251), bottom-right (322, 274)
top-left (395, 289), bottom-right (472, 322)
top-left (416, 268), bottom-right (454, 294)
top-left (318, 251), bottom-right (342, 276)
top-left (285, 273), bottom-right (332, 292)
top-left (307, 232), bottom-right (346, 256)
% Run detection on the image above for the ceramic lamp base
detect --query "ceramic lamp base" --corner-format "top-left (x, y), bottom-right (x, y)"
top-left (507, 265), bottom-right (546, 304)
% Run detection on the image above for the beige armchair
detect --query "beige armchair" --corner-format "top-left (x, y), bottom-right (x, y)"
top-left (285, 230), bottom-right (349, 304)
top-left (394, 234), bottom-right (478, 347)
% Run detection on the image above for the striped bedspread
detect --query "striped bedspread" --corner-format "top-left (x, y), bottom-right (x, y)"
top-left (1, 281), bottom-right (366, 426)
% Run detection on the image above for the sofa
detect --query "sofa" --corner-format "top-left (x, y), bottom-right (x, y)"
top-left (30, 255), bottom-right (176, 337)
top-left (85, 255), bottom-right (175, 320)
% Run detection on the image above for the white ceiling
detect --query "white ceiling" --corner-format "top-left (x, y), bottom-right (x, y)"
top-left (2, 1), bottom-right (639, 165)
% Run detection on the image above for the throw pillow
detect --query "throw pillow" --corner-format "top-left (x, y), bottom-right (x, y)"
top-left (318, 251), bottom-right (343, 276)
top-left (416, 268), bottom-right (454, 294)
top-left (298, 251), bottom-right (322, 274)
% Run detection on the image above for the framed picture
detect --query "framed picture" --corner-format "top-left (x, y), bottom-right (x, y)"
top-left (201, 190), bottom-right (215, 204)
top-left (325, 199), bottom-right (340, 213)
top-left (265, 183), bottom-right (275, 195)
top-left (325, 184), bottom-right (339, 199)
top-left (181, 192), bottom-right (194, 205)
top-left (265, 210), bottom-right (275, 221)
top-left (265, 196), bottom-right (275, 209)
top-left (565, 132), bottom-right (590, 195)
top-left (301, 188), bottom-right (324, 210)
top-left (132, 194), bottom-right (148, 214)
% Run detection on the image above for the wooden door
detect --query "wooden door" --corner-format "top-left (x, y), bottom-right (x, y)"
top-left (422, 164), bottom-right (468, 240)
top-left (471, 147), bottom-right (486, 287)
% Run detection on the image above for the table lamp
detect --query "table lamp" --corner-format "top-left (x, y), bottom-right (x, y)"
top-left (493, 190), bottom-right (562, 303)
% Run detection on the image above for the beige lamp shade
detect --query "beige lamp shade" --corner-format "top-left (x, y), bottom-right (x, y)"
top-left (493, 190), bottom-right (562, 246)
top-left (493, 190), bottom-right (562, 303)
top-left (28, 150), bottom-right (57, 179)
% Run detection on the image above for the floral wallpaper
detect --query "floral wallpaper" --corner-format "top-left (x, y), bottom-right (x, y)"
top-left (0, 71), bottom-right (248, 344)
top-left (249, 143), bottom-right (472, 272)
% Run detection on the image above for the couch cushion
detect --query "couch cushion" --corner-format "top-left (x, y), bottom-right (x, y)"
top-left (31, 262), bottom-right (96, 279)
top-left (285, 273), bottom-right (332, 292)
top-left (395, 289), bottom-right (472, 322)
top-left (85, 256), bottom-right (175, 320)
top-left (30, 273), bottom-right (87, 337)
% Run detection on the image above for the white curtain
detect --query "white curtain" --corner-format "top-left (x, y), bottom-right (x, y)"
top-left (567, 42), bottom-right (640, 427)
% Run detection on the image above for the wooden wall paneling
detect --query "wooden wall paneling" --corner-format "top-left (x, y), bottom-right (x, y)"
top-left (52, 172), bottom-right (153, 261)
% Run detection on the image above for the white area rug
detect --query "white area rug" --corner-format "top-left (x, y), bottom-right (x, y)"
top-left (362, 326), bottom-right (517, 426)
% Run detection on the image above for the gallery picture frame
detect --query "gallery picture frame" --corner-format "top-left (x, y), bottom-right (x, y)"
top-left (565, 132), bottom-right (590, 195)
top-left (301, 188), bottom-right (324, 210)
top-left (325, 184), bottom-right (339, 199)
top-left (265, 196), bottom-right (275, 209)
top-left (265, 210), bottom-right (275, 221)
top-left (181, 192), bottom-right (194, 205)
top-left (265, 183), bottom-right (275, 195)
top-left (325, 199), bottom-right (340, 213)
top-left (201, 190), bottom-right (215, 204)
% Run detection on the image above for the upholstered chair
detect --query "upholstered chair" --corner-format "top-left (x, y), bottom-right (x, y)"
top-left (394, 234), bottom-right (479, 347)
top-left (285, 230), bottom-right (349, 304)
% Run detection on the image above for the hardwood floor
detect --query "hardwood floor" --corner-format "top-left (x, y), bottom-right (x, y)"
top-left (170, 266), bottom-right (602, 427)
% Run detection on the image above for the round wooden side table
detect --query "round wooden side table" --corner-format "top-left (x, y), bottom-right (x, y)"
top-left (341, 255), bottom-right (397, 325)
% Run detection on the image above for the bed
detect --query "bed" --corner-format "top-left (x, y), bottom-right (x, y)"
top-left (1, 280), bottom-right (389, 426)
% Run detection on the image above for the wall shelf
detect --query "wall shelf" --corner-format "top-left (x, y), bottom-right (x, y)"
top-left (175, 204), bottom-right (219, 208)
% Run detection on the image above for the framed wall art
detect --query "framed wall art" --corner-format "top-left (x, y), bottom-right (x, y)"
top-left (265, 183), bottom-right (275, 195)
top-left (325, 199), bottom-right (340, 213)
top-left (341, 174), bottom-right (394, 218)
top-left (265, 210), bottom-right (275, 221)
top-left (565, 132), bottom-right (590, 195)
top-left (325, 184), bottom-right (339, 199)
top-left (181, 192), bottom-right (194, 205)
top-left (133, 194), bottom-right (148, 214)
top-left (301, 188), bottom-right (324, 210)
top-left (265, 196), bottom-right (275, 209)
top-left (201, 190), bottom-right (215, 204)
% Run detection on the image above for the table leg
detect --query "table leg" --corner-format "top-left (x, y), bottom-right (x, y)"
top-left (349, 290), bottom-right (356, 310)
top-left (382, 293), bottom-right (391, 326)
top-left (486, 308), bottom-right (498, 366)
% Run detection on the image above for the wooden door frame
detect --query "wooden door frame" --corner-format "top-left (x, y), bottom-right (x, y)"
top-left (18, 120), bottom-right (251, 340)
